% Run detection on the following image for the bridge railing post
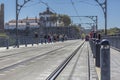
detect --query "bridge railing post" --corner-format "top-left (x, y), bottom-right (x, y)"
top-left (32, 37), bottom-right (34, 46)
top-left (6, 38), bottom-right (9, 49)
top-left (25, 37), bottom-right (27, 47)
top-left (95, 39), bottom-right (100, 67)
top-left (100, 39), bottom-right (110, 80)
top-left (89, 38), bottom-right (96, 58)
top-left (93, 39), bottom-right (96, 58)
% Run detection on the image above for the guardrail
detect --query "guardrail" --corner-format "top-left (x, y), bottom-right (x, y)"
top-left (103, 36), bottom-right (120, 51)
top-left (0, 36), bottom-right (41, 49)
top-left (0, 35), bottom-right (69, 49)
top-left (89, 39), bottom-right (110, 80)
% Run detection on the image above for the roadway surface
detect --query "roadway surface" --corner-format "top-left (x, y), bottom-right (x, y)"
top-left (56, 42), bottom-right (89, 80)
top-left (0, 40), bottom-right (120, 80)
top-left (0, 40), bottom-right (85, 80)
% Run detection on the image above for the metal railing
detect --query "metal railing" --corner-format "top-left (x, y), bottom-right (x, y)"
top-left (0, 35), bottom-right (70, 49)
top-left (103, 35), bottom-right (120, 50)
top-left (0, 36), bottom-right (39, 48)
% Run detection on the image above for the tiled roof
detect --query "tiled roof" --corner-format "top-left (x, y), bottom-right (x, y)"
top-left (8, 17), bottom-right (39, 23)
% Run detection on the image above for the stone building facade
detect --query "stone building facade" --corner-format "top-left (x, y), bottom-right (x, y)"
top-left (0, 3), bottom-right (4, 31)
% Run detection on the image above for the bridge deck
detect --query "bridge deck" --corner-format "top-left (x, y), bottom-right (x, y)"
top-left (0, 40), bottom-right (120, 80)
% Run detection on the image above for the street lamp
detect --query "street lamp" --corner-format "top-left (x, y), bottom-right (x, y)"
top-left (95, 0), bottom-right (107, 35)
top-left (16, 0), bottom-right (31, 48)
top-left (25, 17), bottom-right (30, 36)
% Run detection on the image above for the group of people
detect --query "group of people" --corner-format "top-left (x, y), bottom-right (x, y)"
top-left (81, 31), bottom-right (102, 41)
top-left (84, 31), bottom-right (101, 41)
top-left (34, 33), bottom-right (68, 44)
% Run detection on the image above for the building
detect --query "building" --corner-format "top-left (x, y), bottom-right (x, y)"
top-left (39, 7), bottom-right (57, 27)
top-left (0, 3), bottom-right (4, 31)
top-left (4, 7), bottom-right (80, 38)
top-left (5, 7), bottom-right (61, 30)
top-left (39, 7), bottom-right (64, 27)
top-left (5, 17), bottom-right (39, 30)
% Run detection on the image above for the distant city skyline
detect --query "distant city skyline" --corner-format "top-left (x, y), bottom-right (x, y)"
top-left (0, 0), bottom-right (120, 29)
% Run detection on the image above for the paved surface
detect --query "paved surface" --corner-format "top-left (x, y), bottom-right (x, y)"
top-left (91, 45), bottom-right (120, 80)
top-left (56, 42), bottom-right (99, 80)
top-left (0, 40), bottom-right (120, 80)
top-left (0, 40), bottom-right (84, 80)
top-left (56, 42), bottom-right (89, 80)
top-left (88, 43), bottom-right (98, 80)
top-left (109, 48), bottom-right (120, 80)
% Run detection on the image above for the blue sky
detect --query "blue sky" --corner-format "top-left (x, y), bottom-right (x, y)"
top-left (0, 0), bottom-right (120, 29)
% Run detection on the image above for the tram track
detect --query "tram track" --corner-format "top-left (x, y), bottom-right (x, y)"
top-left (0, 41), bottom-right (84, 73)
top-left (0, 43), bottom-right (64, 58)
top-left (0, 41), bottom-right (79, 59)
top-left (46, 41), bottom-right (85, 80)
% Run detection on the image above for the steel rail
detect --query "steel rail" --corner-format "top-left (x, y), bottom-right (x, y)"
top-left (0, 41), bottom-right (81, 72)
top-left (46, 41), bottom-right (85, 80)
top-left (0, 41), bottom-right (79, 58)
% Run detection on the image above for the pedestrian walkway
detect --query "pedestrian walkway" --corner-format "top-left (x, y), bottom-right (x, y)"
top-left (56, 42), bottom-right (98, 80)
top-left (88, 43), bottom-right (99, 80)
top-left (109, 48), bottom-right (120, 80)
top-left (91, 47), bottom-right (120, 80)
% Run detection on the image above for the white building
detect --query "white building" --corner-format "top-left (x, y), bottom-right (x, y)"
top-left (5, 17), bottom-right (39, 30)
top-left (5, 7), bottom-right (62, 30)
top-left (39, 7), bottom-right (57, 27)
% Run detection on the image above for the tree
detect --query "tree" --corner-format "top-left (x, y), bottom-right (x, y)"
top-left (98, 27), bottom-right (120, 36)
top-left (49, 14), bottom-right (71, 27)
top-left (107, 27), bottom-right (120, 35)
top-left (74, 26), bottom-right (81, 38)
top-left (59, 14), bottom-right (71, 26)
top-left (71, 24), bottom-right (80, 32)
top-left (50, 14), bottom-right (58, 23)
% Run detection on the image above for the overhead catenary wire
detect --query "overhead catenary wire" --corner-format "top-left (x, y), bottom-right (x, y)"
top-left (39, 0), bottom-right (57, 13)
top-left (79, 0), bottom-right (98, 6)
top-left (70, 0), bottom-right (81, 23)
top-left (23, 0), bottom-right (57, 13)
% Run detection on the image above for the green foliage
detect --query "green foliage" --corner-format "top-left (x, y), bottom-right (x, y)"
top-left (98, 29), bottom-right (104, 35)
top-left (98, 27), bottom-right (120, 35)
top-left (71, 24), bottom-right (86, 38)
top-left (9, 38), bottom-right (16, 46)
top-left (0, 32), bottom-right (8, 38)
top-left (50, 14), bottom-right (58, 23)
top-left (81, 33), bottom-right (85, 38)
top-left (73, 26), bottom-right (80, 32)
top-left (59, 14), bottom-right (71, 26)
top-left (107, 27), bottom-right (120, 35)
